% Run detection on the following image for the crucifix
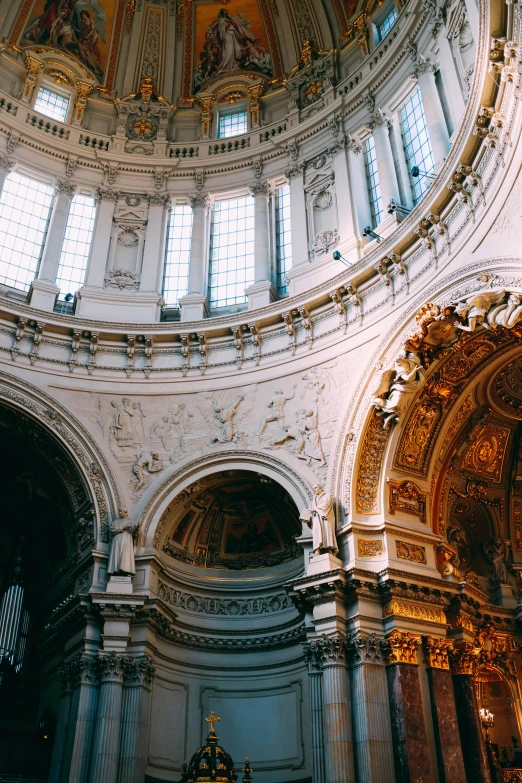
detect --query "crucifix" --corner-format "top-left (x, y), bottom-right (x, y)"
top-left (132, 116), bottom-right (152, 137)
top-left (205, 711), bottom-right (220, 733)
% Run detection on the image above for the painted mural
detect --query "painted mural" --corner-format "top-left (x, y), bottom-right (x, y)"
top-left (21, 0), bottom-right (118, 81)
top-left (193, 0), bottom-right (273, 92)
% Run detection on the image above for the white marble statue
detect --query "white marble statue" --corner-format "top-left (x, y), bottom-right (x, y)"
top-left (372, 351), bottom-right (425, 428)
top-left (486, 292), bottom-right (522, 329)
top-left (108, 508), bottom-right (139, 576)
top-left (300, 484), bottom-right (338, 555)
top-left (452, 289), bottom-right (506, 331)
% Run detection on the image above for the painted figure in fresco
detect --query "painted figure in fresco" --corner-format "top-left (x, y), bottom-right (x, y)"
top-left (23, 0), bottom-right (106, 80)
top-left (195, 7), bottom-right (272, 89)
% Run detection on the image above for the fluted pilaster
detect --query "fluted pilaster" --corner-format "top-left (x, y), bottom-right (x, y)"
top-left (347, 634), bottom-right (394, 783)
top-left (318, 634), bottom-right (355, 783)
top-left (88, 652), bottom-right (125, 783)
top-left (304, 642), bottom-right (326, 783)
top-left (68, 656), bottom-right (99, 783)
top-left (117, 656), bottom-right (155, 783)
top-left (48, 658), bottom-right (80, 783)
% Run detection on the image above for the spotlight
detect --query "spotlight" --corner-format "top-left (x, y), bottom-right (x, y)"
top-left (411, 165), bottom-right (436, 180)
top-left (362, 226), bottom-right (383, 242)
top-left (64, 293), bottom-right (74, 302)
top-left (332, 250), bottom-right (353, 267)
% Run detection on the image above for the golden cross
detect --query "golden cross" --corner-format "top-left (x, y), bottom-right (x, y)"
top-left (133, 117), bottom-right (152, 137)
top-left (205, 711), bottom-right (220, 733)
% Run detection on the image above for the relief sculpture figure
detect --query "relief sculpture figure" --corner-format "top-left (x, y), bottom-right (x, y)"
top-left (133, 451), bottom-right (162, 491)
top-left (210, 395), bottom-right (244, 444)
top-left (257, 384), bottom-right (296, 435)
top-left (483, 537), bottom-right (509, 584)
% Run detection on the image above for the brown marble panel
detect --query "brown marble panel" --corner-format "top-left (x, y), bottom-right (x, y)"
top-left (427, 667), bottom-right (467, 783)
top-left (452, 674), bottom-right (491, 783)
top-left (386, 663), bottom-right (431, 783)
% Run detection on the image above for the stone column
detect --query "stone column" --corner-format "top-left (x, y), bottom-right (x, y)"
top-left (246, 181), bottom-right (275, 309)
top-left (141, 194), bottom-right (169, 293)
top-left (31, 180), bottom-right (75, 311)
top-left (88, 653), bottom-right (125, 783)
top-left (287, 164), bottom-right (308, 268)
top-left (346, 137), bottom-right (372, 240)
top-left (48, 660), bottom-right (78, 783)
top-left (81, 187), bottom-right (118, 290)
top-left (304, 643), bottom-right (326, 783)
top-left (179, 193), bottom-right (209, 321)
top-left (319, 634), bottom-right (355, 783)
top-left (368, 110), bottom-right (401, 213)
top-left (118, 656), bottom-right (155, 783)
top-left (422, 638), bottom-right (466, 783)
top-left (331, 140), bottom-right (358, 254)
top-left (382, 631), bottom-right (431, 783)
top-left (450, 644), bottom-right (491, 783)
top-left (347, 634), bottom-right (394, 783)
top-left (67, 657), bottom-right (100, 783)
top-left (413, 60), bottom-right (451, 165)
top-left (0, 154), bottom-right (14, 198)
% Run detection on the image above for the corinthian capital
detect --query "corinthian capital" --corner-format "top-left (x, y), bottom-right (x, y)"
top-left (56, 179), bottom-right (76, 198)
top-left (411, 55), bottom-right (439, 78)
top-left (317, 632), bottom-right (348, 665)
top-left (368, 109), bottom-right (392, 130)
top-left (0, 155), bottom-right (15, 173)
top-left (249, 180), bottom-right (271, 197)
top-left (189, 192), bottom-right (210, 209)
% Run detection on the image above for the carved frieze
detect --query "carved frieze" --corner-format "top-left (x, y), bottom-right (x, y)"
top-left (383, 600), bottom-right (446, 625)
top-left (395, 540), bottom-right (427, 564)
top-left (358, 539), bottom-right (384, 557)
top-left (388, 479), bottom-right (427, 524)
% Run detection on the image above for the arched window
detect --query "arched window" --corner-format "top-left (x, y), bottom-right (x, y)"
top-left (0, 172), bottom-right (54, 291)
top-left (209, 196), bottom-right (255, 309)
top-left (56, 194), bottom-right (96, 298)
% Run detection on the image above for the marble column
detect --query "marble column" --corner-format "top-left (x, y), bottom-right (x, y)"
top-left (413, 61), bottom-right (451, 165)
top-left (179, 193), bottom-right (209, 321)
top-left (247, 182), bottom-right (275, 309)
top-left (423, 638), bottom-right (466, 783)
top-left (347, 634), bottom-right (394, 783)
top-left (331, 141), bottom-right (358, 254)
top-left (118, 657), bottom-right (155, 783)
top-left (287, 164), bottom-right (308, 267)
top-left (31, 180), bottom-right (75, 310)
top-left (450, 644), bottom-right (491, 783)
top-left (319, 634), bottom-right (355, 783)
top-left (48, 660), bottom-right (77, 783)
top-left (383, 631), bottom-right (431, 783)
top-left (0, 154), bottom-right (14, 198)
top-left (83, 188), bottom-right (118, 289)
top-left (88, 653), bottom-right (125, 783)
top-left (141, 194), bottom-right (169, 294)
top-left (67, 657), bottom-right (100, 783)
top-left (369, 110), bottom-right (401, 213)
top-left (304, 643), bottom-right (326, 783)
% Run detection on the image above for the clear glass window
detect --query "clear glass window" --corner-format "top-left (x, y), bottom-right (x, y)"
top-left (163, 205), bottom-right (194, 307)
top-left (364, 136), bottom-right (384, 227)
top-left (276, 183), bottom-right (292, 296)
top-left (0, 172), bottom-right (54, 291)
top-left (400, 88), bottom-right (435, 203)
top-left (209, 196), bottom-right (255, 309)
top-left (56, 194), bottom-right (96, 298)
top-left (378, 8), bottom-right (398, 40)
top-left (218, 111), bottom-right (248, 139)
top-left (34, 87), bottom-right (70, 123)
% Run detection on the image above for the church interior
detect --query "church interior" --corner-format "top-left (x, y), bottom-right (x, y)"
top-left (0, 0), bottom-right (521, 780)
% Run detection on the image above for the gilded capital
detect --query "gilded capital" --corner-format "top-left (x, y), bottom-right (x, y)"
top-left (423, 636), bottom-right (452, 670)
top-left (381, 630), bottom-right (421, 666)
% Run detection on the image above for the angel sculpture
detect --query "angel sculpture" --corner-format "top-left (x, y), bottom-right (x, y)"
top-left (452, 289), bottom-right (506, 331)
top-left (486, 292), bottom-right (522, 329)
top-left (372, 351), bottom-right (425, 428)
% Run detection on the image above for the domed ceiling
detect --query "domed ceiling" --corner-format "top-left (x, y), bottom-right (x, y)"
top-left (159, 470), bottom-right (301, 570)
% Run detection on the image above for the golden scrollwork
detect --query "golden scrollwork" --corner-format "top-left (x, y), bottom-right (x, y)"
top-left (382, 630), bottom-right (421, 666)
top-left (23, 55), bottom-right (44, 101)
top-left (461, 419), bottom-right (511, 482)
top-left (423, 636), bottom-right (453, 669)
top-left (358, 539), bottom-right (384, 557)
top-left (388, 479), bottom-right (427, 524)
top-left (396, 540), bottom-right (427, 564)
top-left (198, 95), bottom-right (215, 138)
top-left (449, 642), bottom-right (481, 675)
top-left (356, 410), bottom-right (390, 514)
top-left (447, 612), bottom-right (475, 633)
top-left (383, 600), bottom-right (446, 625)
top-left (513, 498), bottom-right (522, 556)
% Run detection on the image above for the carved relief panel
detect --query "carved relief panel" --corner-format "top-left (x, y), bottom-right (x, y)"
top-left (304, 170), bottom-right (339, 260)
top-left (106, 206), bottom-right (148, 290)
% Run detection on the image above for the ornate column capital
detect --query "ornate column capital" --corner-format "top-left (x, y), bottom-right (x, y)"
top-left (317, 632), bottom-right (348, 666)
top-left (121, 654), bottom-right (156, 687)
top-left (189, 192), bottom-right (210, 210)
top-left (95, 187), bottom-right (119, 204)
top-left (422, 636), bottom-right (453, 670)
top-left (381, 630), bottom-right (421, 666)
top-left (303, 641), bottom-right (325, 673)
top-left (249, 180), bottom-right (272, 198)
top-left (368, 109), bottom-right (392, 130)
top-left (449, 642), bottom-right (481, 675)
top-left (411, 55), bottom-right (440, 78)
top-left (0, 155), bottom-right (15, 173)
top-left (148, 192), bottom-right (171, 207)
top-left (284, 163), bottom-right (305, 181)
top-left (347, 632), bottom-right (384, 666)
top-left (56, 179), bottom-right (76, 198)
top-left (97, 651), bottom-right (126, 683)
top-left (346, 135), bottom-right (362, 155)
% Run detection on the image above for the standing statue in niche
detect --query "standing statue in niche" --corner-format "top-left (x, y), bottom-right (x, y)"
top-left (108, 508), bottom-right (139, 576)
top-left (300, 484), bottom-right (338, 555)
top-left (372, 351), bottom-right (425, 428)
top-left (483, 538), bottom-right (510, 584)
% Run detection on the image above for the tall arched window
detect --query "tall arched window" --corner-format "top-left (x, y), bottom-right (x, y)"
top-left (0, 172), bottom-right (54, 291)
top-left (55, 194), bottom-right (96, 298)
top-left (208, 196), bottom-right (255, 309)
